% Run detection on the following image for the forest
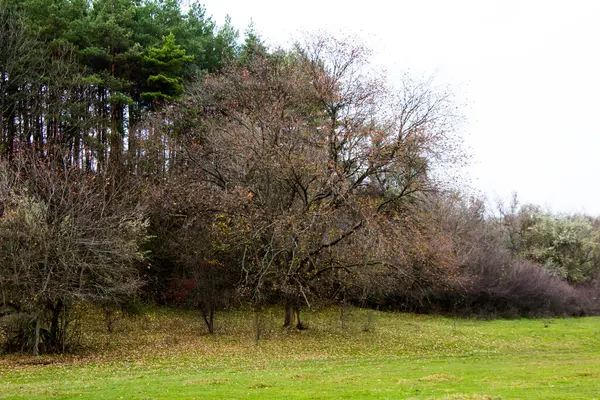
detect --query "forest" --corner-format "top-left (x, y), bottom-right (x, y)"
top-left (1, 0), bottom-right (600, 356)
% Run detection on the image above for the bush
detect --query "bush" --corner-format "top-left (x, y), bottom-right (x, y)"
top-left (0, 156), bottom-right (148, 354)
top-left (366, 193), bottom-right (600, 317)
top-left (459, 252), bottom-right (587, 317)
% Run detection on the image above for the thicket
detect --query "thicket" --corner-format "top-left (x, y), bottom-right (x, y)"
top-left (1, 0), bottom-right (599, 355)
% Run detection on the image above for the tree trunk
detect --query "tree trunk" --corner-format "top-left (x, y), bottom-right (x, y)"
top-left (283, 302), bottom-right (305, 330)
top-left (201, 304), bottom-right (215, 334)
top-left (6, 101), bottom-right (15, 157)
top-left (48, 299), bottom-right (64, 353)
top-left (34, 112), bottom-right (42, 155)
top-left (109, 102), bottom-right (123, 169)
top-left (105, 308), bottom-right (121, 333)
top-left (32, 315), bottom-right (40, 356)
top-left (283, 303), bottom-right (293, 327)
top-left (73, 127), bottom-right (81, 168)
top-left (98, 87), bottom-right (106, 171)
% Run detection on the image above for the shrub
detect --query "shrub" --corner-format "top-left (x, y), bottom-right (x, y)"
top-left (0, 156), bottom-right (148, 354)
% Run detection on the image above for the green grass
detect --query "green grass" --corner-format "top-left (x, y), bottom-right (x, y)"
top-left (1, 306), bottom-right (600, 399)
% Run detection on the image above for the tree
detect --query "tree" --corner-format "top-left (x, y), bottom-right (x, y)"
top-left (237, 21), bottom-right (266, 67)
top-left (0, 153), bottom-right (148, 354)
top-left (141, 32), bottom-right (194, 104)
top-left (512, 207), bottom-right (600, 283)
top-left (0, 1), bottom-right (44, 157)
top-left (174, 34), bottom-right (461, 327)
top-left (496, 197), bottom-right (600, 283)
top-left (0, 0), bottom-right (238, 172)
top-left (145, 171), bottom-right (238, 334)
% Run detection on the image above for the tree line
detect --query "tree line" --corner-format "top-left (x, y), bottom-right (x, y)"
top-left (1, 0), bottom-right (599, 355)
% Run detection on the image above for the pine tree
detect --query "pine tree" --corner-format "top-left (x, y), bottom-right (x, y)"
top-left (141, 32), bottom-right (193, 104)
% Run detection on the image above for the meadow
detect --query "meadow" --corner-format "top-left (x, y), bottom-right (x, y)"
top-left (1, 306), bottom-right (599, 399)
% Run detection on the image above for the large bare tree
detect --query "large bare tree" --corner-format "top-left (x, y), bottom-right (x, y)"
top-left (171, 34), bottom-right (461, 327)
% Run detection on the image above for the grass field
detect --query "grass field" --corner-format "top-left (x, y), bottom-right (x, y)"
top-left (1, 306), bottom-right (599, 399)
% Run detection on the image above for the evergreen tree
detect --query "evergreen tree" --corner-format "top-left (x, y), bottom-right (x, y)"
top-left (141, 32), bottom-right (193, 104)
top-left (238, 20), bottom-right (267, 67)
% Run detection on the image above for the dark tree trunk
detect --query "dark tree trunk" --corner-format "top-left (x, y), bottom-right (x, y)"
top-left (98, 87), bottom-right (106, 170)
top-left (73, 134), bottom-right (80, 167)
top-left (34, 112), bottom-right (43, 155)
top-left (33, 315), bottom-right (40, 356)
top-left (109, 102), bottom-right (123, 168)
top-left (283, 302), bottom-right (305, 330)
top-left (201, 303), bottom-right (215, 334)
top-left (104, 308), bottom-right (121, 333)
top-left (48, 299), bottom-right (61, 346)
top-left (6, 101), bottom-right (15, 157)
top-left (47, 299), bottom-right (67, 353)
top-left (283, 303), bottom-right (292, 328)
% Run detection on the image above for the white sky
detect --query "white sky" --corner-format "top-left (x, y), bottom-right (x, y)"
top-left (200, 0), bottom-right (600, 215)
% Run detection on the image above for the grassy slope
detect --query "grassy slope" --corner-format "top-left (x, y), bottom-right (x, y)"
top-left (1, 307), bottom-right (599, 399)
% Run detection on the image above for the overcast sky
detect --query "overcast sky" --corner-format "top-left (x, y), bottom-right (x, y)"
top-left (199, 0), bottom-right (600, 215)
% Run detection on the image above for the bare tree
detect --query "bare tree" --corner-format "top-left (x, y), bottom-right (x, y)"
top-left (145, 172), bottom-right (238, 334)
top-left (0, 153), bottom-right (147, 354)
top-left (171, 34), bottom-right (461, 328)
